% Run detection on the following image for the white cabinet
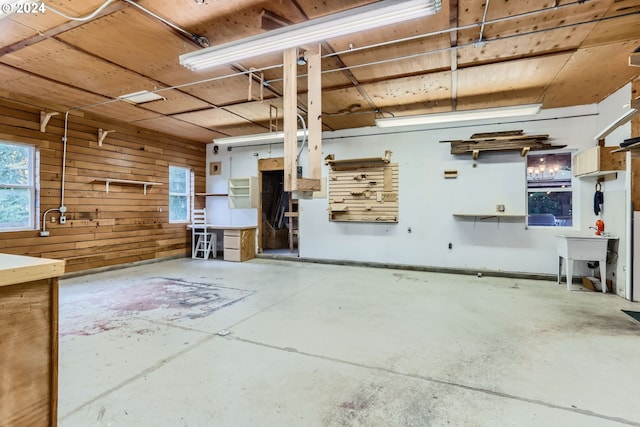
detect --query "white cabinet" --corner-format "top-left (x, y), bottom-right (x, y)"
top-left (573, 146), bottom-right (625, 177)
top-left (228, 177), bottom-right (258, 209)
top-left (223, 227), bottom-right (256, 262)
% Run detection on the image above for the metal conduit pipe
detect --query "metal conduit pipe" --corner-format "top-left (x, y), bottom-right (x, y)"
top-left (325, 0), bottom-right (594, 59)
top-left (476, 0), bottom-right (491, 45)
top-left (121, 0), bottom-right (210, 48)
top-left (44, 0), bottom-right (118, 22)
top-left (266, 7), bottom-right (639, 84)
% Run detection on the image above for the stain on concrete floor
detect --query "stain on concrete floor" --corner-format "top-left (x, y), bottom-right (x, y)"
top-left (60, 278), bottom-right (254, 337)
top-left (325, 379), bottom-right (434, 427)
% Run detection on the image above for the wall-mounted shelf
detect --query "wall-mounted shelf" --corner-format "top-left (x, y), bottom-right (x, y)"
top-left (612, 138), bottom-right (640, 155)
top-left (195, 192), bottom-right (229, 197)
top-left (325, 151), bottom-right (391, 171)
top-left (441, 130), bottom-right (565, 159)
top-left (453, 213), bottom-right (526, 227)
top-left (228, 177), bottom-right (258, 209)
top-left (92, 178), bottom-right (161, 195)
top-left (453, 213), bottom-right (526, 219)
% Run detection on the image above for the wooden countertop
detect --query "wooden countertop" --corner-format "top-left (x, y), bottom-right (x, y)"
top-left (0, 254), bottom-right (65, 287)
top-left (186, 224), bottom-right (257, 230)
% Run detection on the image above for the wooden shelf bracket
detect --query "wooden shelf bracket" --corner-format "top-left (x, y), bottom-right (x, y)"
top-left (40, 111), bottom-right (58, 133)
top-left (98, 129), bottom-right (115, 146)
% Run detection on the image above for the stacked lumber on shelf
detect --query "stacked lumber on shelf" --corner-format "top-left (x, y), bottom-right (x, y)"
top-left (441, 130), bottom-right (566, 159)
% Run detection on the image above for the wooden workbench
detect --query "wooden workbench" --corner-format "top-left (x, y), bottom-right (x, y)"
top-left (0, 254), bottom-right (65, 427)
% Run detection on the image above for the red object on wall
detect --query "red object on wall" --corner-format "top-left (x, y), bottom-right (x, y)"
top-left (595, 218), bottom-right (605, 235)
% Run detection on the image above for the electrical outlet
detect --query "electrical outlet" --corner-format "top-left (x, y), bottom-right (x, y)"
top-left (59, 216), bottom-right (66, 224)
top-left (496, 204), bottom-right (505, 212)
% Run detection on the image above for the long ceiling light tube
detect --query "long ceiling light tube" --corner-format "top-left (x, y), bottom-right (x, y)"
top-left (179, 0), bottom-right (442, 71)
top-left (375, 104), bottom-right (542, 127)
top-left (214, 130), bottom-right (307, 145)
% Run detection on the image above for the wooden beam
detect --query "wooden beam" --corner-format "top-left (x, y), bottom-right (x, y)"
top-left (306, 44), bottom-right (322, 181)
top-left (283, 48), bottom-right (298, 192)
top-left (295, 178), bottom-right (321, 191)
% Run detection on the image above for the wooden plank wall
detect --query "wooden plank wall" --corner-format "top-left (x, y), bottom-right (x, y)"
top-left (0, 98), bottom-right (206, 273)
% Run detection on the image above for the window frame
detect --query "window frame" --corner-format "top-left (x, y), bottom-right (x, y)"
top-left (168, 165), bottom-right (192, 224)
top-left (0, 141), bottom-right (38, 232)
top-left (526, 150), bottom-right (574, 228)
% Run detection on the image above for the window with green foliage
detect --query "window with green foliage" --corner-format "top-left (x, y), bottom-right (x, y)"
top-left (0, 141), bottom-right (37, 231)
top-left (526, 152), bottom-right (573, 227)
top-left (169, 166), bottom-right (191, 223)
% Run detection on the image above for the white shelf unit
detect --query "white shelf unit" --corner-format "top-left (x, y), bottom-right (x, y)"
top-left (228, 176), bottom-right (258, 209)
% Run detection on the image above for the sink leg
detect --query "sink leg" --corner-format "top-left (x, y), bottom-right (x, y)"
top-left (566, 259), bottom-right (573, 291)
top-left (558, 256), bottom-right (562, 284)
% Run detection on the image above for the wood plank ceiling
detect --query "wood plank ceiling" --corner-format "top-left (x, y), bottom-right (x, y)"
top-left (1, 0), bottom-right (639, 143)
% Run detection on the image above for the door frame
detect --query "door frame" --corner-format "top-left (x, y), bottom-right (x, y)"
top-left (257, 157), bottom-right (285, 253)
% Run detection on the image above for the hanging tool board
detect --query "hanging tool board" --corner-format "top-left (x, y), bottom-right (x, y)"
top-left (326, 151), bottom-right (399, 223)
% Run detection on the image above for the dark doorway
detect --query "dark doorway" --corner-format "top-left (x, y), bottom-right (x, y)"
top-left (261, 170), bottom-right (290, 252)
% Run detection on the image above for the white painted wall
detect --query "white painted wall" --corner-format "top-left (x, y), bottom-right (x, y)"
top-left (592, 83), bottom-right (634, 297)
top-left (206, 101), bottom-right (634, 282)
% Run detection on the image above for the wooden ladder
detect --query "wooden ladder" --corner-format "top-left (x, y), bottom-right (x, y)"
top-left (285, 195), bottom-right (299, 255)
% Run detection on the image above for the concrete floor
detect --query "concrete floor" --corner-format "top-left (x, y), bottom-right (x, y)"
top-left (58, 258), bottom-right (640, 427)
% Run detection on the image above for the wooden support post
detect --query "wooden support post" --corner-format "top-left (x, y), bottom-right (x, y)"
top-left (283, 48), bottom-right (298, 192)
top-left (306, 44), bottom-right (322, 182)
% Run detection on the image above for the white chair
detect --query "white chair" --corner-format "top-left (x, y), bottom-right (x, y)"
top-left (192, 208), bottom-right (215, 259)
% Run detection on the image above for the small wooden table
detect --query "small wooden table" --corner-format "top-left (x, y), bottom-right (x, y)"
top-left (556, 234), bottom-right (617, 292)
top-left (0, 254), bottom-right (65, 427)
top-left (187, 225), bottom-right (256, 262)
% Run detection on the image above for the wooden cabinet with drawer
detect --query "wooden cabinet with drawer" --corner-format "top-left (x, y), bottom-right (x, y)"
top-left (223, 227), bottom-right (256, 262)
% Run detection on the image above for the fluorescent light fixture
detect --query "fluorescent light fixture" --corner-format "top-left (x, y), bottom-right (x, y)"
top-left (117, 90), bottom-right (166, 105)
top-left (214, 130), bottom-right (307, 145)
top-left (593, 108), bottom-right (639, 140)
top-left (180, 0), bottom-right (442, 71)
top-left (376, 104), bottom-right (543, 128)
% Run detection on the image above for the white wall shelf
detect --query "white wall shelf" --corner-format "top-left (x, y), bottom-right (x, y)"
top-left (453, 213), bottom-right (526, 218)
top-left (228, 177), bottom-right (258, 209)
top-left (92, 178), bottom-right (162, 195)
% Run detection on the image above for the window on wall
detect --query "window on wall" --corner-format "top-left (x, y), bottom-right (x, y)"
top-left (526, 152), bottom-right (573, 227)
top-left (169, 166), bottom-right (192, 223)
top-left (0, 141), bottom-right (37, 231)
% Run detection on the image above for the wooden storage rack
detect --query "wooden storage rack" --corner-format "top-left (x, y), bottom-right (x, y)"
top-left (326, 151), bottom-right (398, 223)
top-left (441, 130), bottom-right (566, 159)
